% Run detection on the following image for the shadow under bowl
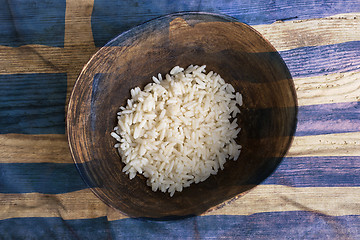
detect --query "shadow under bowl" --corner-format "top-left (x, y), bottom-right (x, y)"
top-left (67, 12), bottom-right (298, 219)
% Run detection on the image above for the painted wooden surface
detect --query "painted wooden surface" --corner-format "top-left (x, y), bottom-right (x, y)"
top-left (0, 0), bottom-right (360, 238)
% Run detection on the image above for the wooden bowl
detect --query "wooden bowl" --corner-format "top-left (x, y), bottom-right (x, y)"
top-left (67, 12), bottom-right (297, 219)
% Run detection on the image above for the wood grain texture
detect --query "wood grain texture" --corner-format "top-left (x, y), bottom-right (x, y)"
top-left (64, 0), bottom-right (97, 109)
top-left (64, 0), bottom-right (95, 48)
top-left (90, 0), bottom-right (360, 47)
top-left (296, 101), bottom-right (360, 136)
top-left (280, 40), bottom-right (360, 78)
top-left (254, 13), bottom-right (360, 51)
top-left (0, 189), bottom-right (122, 221)
top-left (0, 134), bottom-right (72, 163)
top-left (2, 185), bottom-right (359, 221)
top-left (2, 212), bottom-right (358, 239)
top-left (0, 0), bottom-right (66, 47)
top-left (0, 0), bottom-right (98, 117)
top-left (295, 71), bottom-right (360, 106)
top-left (0, 45), bottom-right (66, 75)
top-left (0, 73), bottom-right (67, 134)
top-left (287, 132), bottom-right (360, 157)
top-left (264, 156), bottom-right (360, 187)
top-left (206, 185), bottom-right (360, 217)
top-left (0, 163), bottom-right (87, 194)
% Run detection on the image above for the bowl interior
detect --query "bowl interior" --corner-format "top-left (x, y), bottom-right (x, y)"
top-left (67, 12), bottom-right (297, 219)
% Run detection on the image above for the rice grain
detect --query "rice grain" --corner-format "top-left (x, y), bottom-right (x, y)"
top-left (111, 65), bottom-right (243, 197)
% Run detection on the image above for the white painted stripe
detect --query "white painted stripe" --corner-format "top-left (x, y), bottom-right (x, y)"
top-left (294, 71), bottom-right (360, 106)
top-left (287, 132), bottom-right (360, 157)
top-left (205, 185), bottom-right (360, 217)
top-left (254, 13), bottom-right (360, 51)
top-left (0, 134), bottom-right (73, 163)
top-left (2, 185), bottom-right (359, 221)
top-left (0, 189), bottom-right (123, 221)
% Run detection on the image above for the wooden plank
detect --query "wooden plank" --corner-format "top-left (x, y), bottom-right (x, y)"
top-left (295, 71), bottom-right (360, 106)
top-left (0, 134), bottom-right (72, 163)
top-left (264, 156), bottom-right (360, 187)
top-left (0, 45), bottom-right (66, 75)
top-left (0, 73), bottom-right (67, 134)
top-left (64, 0), bottom-right (95, 48)
top-left (1, 212), bottom-right (358, 239)
top-left (0, 162), bottom-right (87, 194)
top-left (254, 13), bottom-right (360, 51)
top-left (234, 70), bottom-right (360, 108)
top-left (296, 101), bottom-right (360, 136)
top-left (2, 185), bottom-right (359, 221)
top-left (64, 0), bottom-right (97, 108)
top-left (280, 40), bottom-right (360, 78)
top-left (287, 132), bottom-right (360, 157)
top-left (0, 1), bottom-right (66, 48)
top-left (0, 188), bottom-right (124, 221)
top-left (205, 185), bottom-right (360, 217)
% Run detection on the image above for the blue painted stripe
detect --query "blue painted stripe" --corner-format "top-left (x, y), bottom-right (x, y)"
top-left (0, 217), bottom-right (111, 240)
top-left (0, 163), bottom-right (87, 194)
top-left (264, 156), bottom-right (360, 187)
top-left (1, 212), bottom-right (360, 239)
top-left (244, 100), bottom-right (359, 139)
top-left (1, 156), bottom-right (360, 194)
top-left (91, 0), bottom-right (360, 47)
top-left (0, 73), bottom-right (67, 134)
top-left (0, 0), bottom-right (66, 47)
top-left (280, 41), bottom-right (360, 78)
top-left (296, 101), bottom-right (360, 136)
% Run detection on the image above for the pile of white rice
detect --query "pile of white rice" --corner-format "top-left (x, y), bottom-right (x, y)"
top-left (111, 65), bottom-right (243, 197)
